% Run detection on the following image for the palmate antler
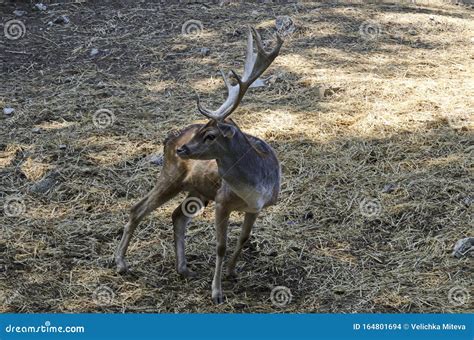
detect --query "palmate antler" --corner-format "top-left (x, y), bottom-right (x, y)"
top-left (197, 27), bottom-right (283, 121)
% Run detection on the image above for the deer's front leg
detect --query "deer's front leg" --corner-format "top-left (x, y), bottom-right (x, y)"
top-left (212, 201), bottom-right (230, 304)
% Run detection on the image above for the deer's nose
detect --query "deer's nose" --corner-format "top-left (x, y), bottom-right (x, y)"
top-left (176, 145), bottom-right (190, 156)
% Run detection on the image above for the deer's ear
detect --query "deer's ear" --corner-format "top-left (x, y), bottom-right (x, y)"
top-left (217, 123), bottom-right (236, 139)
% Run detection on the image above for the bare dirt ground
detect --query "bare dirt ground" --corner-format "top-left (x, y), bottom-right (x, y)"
top-left (1, 0), bottom-right (473, 313)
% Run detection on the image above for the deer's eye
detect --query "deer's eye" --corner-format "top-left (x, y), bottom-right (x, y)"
top-left (204, 134), bottom-right (216, 142)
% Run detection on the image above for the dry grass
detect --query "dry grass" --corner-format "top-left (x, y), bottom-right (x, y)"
top-left (0, 0), bottom-right (473, 313)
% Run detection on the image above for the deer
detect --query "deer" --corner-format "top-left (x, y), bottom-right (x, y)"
top-left (115, 27), bottom-right (283, 303)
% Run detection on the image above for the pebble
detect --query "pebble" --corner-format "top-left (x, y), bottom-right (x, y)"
top-left (149, 154), bottom-right (164, 166)
top-left (452, 237), bottom-right (474, 258)
top-left (53, 15), bottom-right (70, 25)
top-left (275, 15), bottom-right (296, 36)
top-left (462, 196), bottom-right (472, 207)
top-left (200, 47), bottom-right (210, 56)
top-left (30, 171), bottom-right (59, 194)
top-left (382, 183), bottom-right (397, 193)
top-left (13, 10), bottom-right (27, 17)
top-left (3, 107), bottom-right (14, 115)
top-left (34, 3), bottom-right (47, 11)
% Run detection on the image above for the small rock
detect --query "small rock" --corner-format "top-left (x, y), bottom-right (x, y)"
top-left (90, 48), bottom-right (99, 57)
top-left (267, 74), bottom-right (280, 85)
top-left (275, 15), bottom-right (296, 36)
top-left (318, 86), bottom-right (343, 98)
top-left (32, 127), bottom-right (42, 134)
top-left (3, 107), bottom-right (15, 116)
top-left (58, 144), bottom-right (67, 150)
top-left (30, 171), bottom-right (59, 194)
top-left (53, 15), bottom-right (70, 25)
top-left (34, 3), bottom-right (47, 11)
top-left (200, 47), bottom-right (210, 56)
top-left (452, 237), bottom-right (474, 258)
top-left (382, 183), bottom-right (397, 193)
top-left (149, 154), bottom-right (164, 166)
top-left (462, 197), bottom-right (472, 207)
top-left (95, 81), bottom-right (107, 89)
top-left (13, 10), bottom-right (27, 17)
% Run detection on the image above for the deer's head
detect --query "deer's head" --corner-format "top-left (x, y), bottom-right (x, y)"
top-left (176, 119), bottom-right (239, 160)
top-left (177, 27), bottom-right (283, 161)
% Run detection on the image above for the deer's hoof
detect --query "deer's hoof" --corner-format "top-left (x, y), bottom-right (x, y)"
top-left (212, 291), bottom-right (224, 304)
top-left (116, 258), bottom-right (129, 274)
top-left (178, 267), bottom-right (197, 279)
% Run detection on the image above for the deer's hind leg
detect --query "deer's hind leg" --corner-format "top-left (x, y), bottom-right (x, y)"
top-left (115, 178), bottom-right (181, 274)
top-left (172, 192), bottom-right (208, 278)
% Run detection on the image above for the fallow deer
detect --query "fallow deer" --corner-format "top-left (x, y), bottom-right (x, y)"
top-left (115, 27), bottom-right (283, 303)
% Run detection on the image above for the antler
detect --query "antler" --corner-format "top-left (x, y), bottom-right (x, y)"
top-left (197, 27), bottom-right (283, 121)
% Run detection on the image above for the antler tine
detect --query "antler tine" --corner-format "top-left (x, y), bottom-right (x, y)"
top-left (196, 26), bottom-right (283, 121)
